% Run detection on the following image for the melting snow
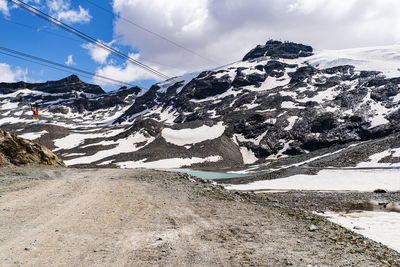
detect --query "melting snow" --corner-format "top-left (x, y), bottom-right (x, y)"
top-left (235, 130), bottom-right (268, 146)
top-left (0, 101), bottom-right (19, 110)
top-left (53, 128), bottom-right (126, 151)
top-left (296, 87), bottom-right (338, 104)
top-left (190, 88), bottom-right (240, 103)
top-left (18, 130), bottom-right (48, 140)
top-left (244, 74), bottom-right (290, 92)
top-left (240, 147), bottom-right (258, 165)
top-left (117, 155), bottom-right (222, 169)
top-left (162, 122), bottom-right (225, 146)
top-left (323, 211), bottom-right (400, 253)
top-left (157, 72), bottom-right (199, 94)
top-left (307, 45), bottom-right (400, 78)
top-left (64, 153), bottom-right (87, 157)
top-left (225, 169), bottom-right (400, 191)
top-left (98, 160), bottom-right (115, 166)
top-left (64, 132), bottom-right (155, 165)
top-left (281, 101), bottom-right (305, 109)
top-left (284, 116), bottom-right (299, 131)
top-left (357, 148), bottom-right (400, 168)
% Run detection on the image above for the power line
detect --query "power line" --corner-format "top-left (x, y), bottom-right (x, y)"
top-left (1, 17), bottom-right (83, 44)
top-left (84, 0), bottom-right (220, 66)
top-left (0, 46), bottom-right (139, 87)
top-left (2, 17), bottom-right (178, 71)
top-left (0, 51), bottom-right (126, 87)
top-left (7, 0), bottom-right (172, 81)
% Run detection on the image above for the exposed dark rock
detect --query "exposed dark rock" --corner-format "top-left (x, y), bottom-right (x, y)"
top-left (289, 66), bottom-right (319, 85)
top-left (243, 40), bottom-right (313, 61)
top-left (374, 189), bottom-right (387, 194)
top-left (0, 75), bottom-right (105, 95)
top-left (181, 72), bottom-right (232, 99)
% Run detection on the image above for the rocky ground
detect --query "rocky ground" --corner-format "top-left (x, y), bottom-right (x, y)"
top-left (0, 129), bottom-right (65, 167)
top-left (0, 167), bottom-right (399, 266)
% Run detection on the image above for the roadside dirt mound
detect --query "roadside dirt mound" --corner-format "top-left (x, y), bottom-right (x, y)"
top-left (0, 129), bottom-right (65, 167)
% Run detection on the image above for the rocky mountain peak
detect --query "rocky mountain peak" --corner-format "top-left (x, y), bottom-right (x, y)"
top-left (0, 75), bottom-right (105, 95)
top-left (58, 74), bottom-right (81, 83)
top-left (243, 40), bottom-right (313, 61)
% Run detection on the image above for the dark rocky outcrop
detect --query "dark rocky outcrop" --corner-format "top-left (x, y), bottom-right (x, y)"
top-left (182, 72), bottom-right (232, 99)
top-left (0, 75), bottom-right (105, 95)
top-left (0, 75), bottom-right (141, 114)
top-left (243, 40), bottom-right (313, 61)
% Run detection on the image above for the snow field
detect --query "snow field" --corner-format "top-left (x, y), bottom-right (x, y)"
top-left (64, 132), bottom-right (155, 165)
top-left (53, 128), bottom-right (125, 151)
top-left (18, 131), bottom-right (48, 140)
top-left (323, 211), bottom-right (400, 253)
top-left (307, 45), bottom-right (400, 78)
top-left (162, 122), bottom-right (225, 146)
top-left (239, 147), bottom-right (258, 164)
top-left (225, 169), bottom-right (400, 191)
top-left (357, 148), bottom-right (400, 168)
top-left (117, 155), bottom-right (222, 169)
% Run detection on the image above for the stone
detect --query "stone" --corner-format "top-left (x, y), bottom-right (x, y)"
top-left (0, 129), bottom-right (65, 167)
top-left (309, 224), bottom-right (317, 232)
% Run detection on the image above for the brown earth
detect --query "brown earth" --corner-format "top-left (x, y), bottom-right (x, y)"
top-left (0, 167), bottom-right (399, 266)
top-left (0, 129), bottom-right (65, 167)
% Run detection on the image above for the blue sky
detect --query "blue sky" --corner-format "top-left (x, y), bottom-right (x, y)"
top-left (0, 0), bottom-right (159, 91)
top-left (1, 0), bottom-right (399, 92)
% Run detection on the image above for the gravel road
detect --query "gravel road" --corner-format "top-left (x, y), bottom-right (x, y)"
top-left (0, 167), bottom-right (399, 266)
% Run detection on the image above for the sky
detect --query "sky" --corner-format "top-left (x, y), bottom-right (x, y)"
top-left (0, 0), bottom-right (400, 92)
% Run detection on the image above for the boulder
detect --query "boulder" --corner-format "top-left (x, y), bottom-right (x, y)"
top-left (0, 129), bottom-right (65, 167)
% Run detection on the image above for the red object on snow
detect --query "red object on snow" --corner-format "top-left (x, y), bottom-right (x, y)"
top-left (31, 105), bottom-right (39, 115)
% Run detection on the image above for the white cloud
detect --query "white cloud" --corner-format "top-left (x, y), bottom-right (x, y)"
top-left (111, 0), bottom-right (400, 79)
top-left (93, 53), bottom-right (179, 86)
top-left (56, 5), bottom-right (91, 23)
top-left (82, 41), bottom-right (114, 64)
top-left (65, 54), bottom-right (74, 66)
top-left (0, 0), bottom-right (9, 16)
top-left (47, 0), bottom-right (91, 24)
top-left (0, 63), bottom-right (27, 82)
top-left (47, 0), bottom-right (67, 12)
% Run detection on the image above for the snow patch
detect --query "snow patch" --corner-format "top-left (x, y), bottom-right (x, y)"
top-left (64, 132), bottom-right (155, 165)
top-left (117, 155), bottom-right (222, 169)
top-left (307, 45), bottom-right (400, 78)
top-left (281, 101), bottom-right (305, 109)
top-left (240, 147), bottom-right (258, 165)
top-left (0, 101), bottom-right (19, 110)
top-left (323, 211), bottom-right (400, 253)
top-left (357, 148), bottom-right (400, 168)
top-left (53, 128), bottom-right (125, 151)
top-left (162, 122), bottom-right (225, 146)
top-left (284, 116), bottom-right (299, 131)
top-left (225, 169), bottom-right (400, 191)
top-left (18, 130), bottom-right (48, 140)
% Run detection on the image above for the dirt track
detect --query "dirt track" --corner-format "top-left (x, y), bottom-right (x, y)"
top-left (0, 168), bottom-right (398, 266)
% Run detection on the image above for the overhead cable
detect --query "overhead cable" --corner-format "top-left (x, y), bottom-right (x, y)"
top-left (0, 46), bottom-right (139, 87)
top-left (84, 0), bottom-right (220, 66)
top-left (7, 0), bottom-right (172, 81)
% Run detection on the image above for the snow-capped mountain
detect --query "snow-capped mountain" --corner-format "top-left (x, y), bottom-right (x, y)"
top-left (1, 40), bottom-right (400, 171)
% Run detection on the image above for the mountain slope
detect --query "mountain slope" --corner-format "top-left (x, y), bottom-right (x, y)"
top-left (1, 40), bottom-right (400, 170)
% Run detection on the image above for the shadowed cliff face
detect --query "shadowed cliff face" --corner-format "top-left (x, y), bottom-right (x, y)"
top-left (0, 129), bottom-right (65, 167)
